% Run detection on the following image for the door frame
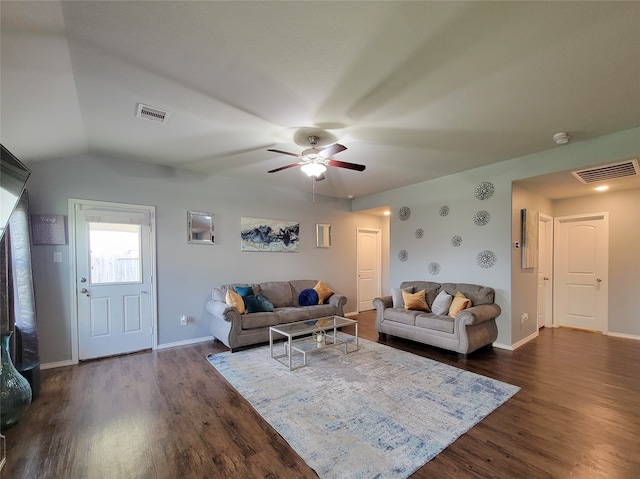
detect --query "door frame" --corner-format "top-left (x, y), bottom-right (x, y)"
top-left (539, 213), bottom-right (553, 328)
top-left (68, 198), bottom-right (157, 364)
top-left (356, 227), bottom-right (382, 312)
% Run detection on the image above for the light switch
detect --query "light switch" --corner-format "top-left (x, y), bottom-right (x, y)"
top-left (53, 252), bottom-right (62, 263)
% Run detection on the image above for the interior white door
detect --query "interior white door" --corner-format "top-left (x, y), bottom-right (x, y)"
top-left (74, 202), bottom-right (155, 360)
top-left (357, 228), bottom-right (381, 312)
top-left (554, 213), bottom-right (608, 332)
top-left (537, 214), bottom-right (553, 328)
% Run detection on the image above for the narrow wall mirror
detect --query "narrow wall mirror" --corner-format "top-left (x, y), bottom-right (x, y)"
top-left (315, 223), bottom-right (331, 248)
top-left (188, 211), bottom-right (214, 244)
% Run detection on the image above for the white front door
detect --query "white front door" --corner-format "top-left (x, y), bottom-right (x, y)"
top-left (554, 213), bottom-right (608, 332)
top-left (537, 214), bottom-right (553, 329)
top-left (71, 200), bottom-right (156, 360)
top-left (357, 228), bottom-right (381, 312)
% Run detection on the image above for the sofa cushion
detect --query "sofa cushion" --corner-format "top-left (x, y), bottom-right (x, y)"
top-left (276, 308), bottom-right (311, 323)
top-left (258, 281), bottom-right (294, 308)
top-left (402, 289), bottom-right (430, 312)
top-left (392, 287), bottom-right (414, 308)
top-left (449, 292), bottom-right (472, 318)
top-left (240, 312), bottom-right (281, 329)
top-left (441, 283), bottom-right (494, 306)
top-left (384, 308), bottom-right (421, 326)
top-left (299, 288), bottom-right (319, 306)
top-left (303, 304), bottom-right (337, 317)
top-left (431, 290), bottom-right (453, 315)
top-left (314, 280), bottom-right (333, 304)
top-left (416, 313), bottom-right (455, 334)
top-left (225, 290), bottom-right (245, 314)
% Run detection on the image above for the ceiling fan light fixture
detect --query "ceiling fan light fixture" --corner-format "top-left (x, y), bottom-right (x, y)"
top-left (301, 162), bottom-right (327, 177)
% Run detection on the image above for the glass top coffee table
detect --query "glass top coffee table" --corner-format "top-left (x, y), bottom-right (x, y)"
top-left (269, 316), bottom-right (358, 370)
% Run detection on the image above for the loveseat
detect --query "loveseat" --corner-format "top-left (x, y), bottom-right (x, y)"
top-left (207, 280), bottom-right (347, 352)
top-left (373, 281), bottom-right (500, 355)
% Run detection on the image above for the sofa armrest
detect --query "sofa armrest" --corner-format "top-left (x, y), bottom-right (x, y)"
top-left (328, 293), bottom-right (347, 316)
top-left (373, 295), bottom-right (392, 311)
top-left (206, 299), bottom-right (242, 323)
top-left (456, 303), bottom-right (501, 326)
top-left (373, 296), bottom-right (393, 328)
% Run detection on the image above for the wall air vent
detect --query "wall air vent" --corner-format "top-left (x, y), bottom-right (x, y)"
top-left (136, 103), bottom-right (170, 123)
top-left (571, 159), bottom-right (639, 184)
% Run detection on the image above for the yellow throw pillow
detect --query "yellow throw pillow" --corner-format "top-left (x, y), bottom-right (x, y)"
top-left (225, 289), bottom-right (245, 314)
top-left (402, 289), bottom-right (430, 312)
top-left (313, 280), bottom-right (334, 304)
top-left (448, 292), bottom-right (472, 318)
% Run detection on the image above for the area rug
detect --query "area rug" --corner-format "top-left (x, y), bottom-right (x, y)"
top-left (207, 334), bottom-right (519, 479)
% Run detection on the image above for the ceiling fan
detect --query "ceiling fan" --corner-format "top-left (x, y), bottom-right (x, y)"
top-left (267, 135), bottom-right (366, 181)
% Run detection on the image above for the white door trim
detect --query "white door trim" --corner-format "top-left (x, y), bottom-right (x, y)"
top-left (539, 213), bottom-right (553, 328)
top-left (68, 198), bottom-right (157, 364)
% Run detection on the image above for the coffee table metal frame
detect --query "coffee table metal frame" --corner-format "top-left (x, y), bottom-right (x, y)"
top-left (269, 315), bottom-right (358, 370)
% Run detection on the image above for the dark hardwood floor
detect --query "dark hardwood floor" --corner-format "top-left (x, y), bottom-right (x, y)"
top-left (3, 311), bottom-right (639, 478)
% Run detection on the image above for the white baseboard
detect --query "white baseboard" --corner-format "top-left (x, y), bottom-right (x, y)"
top-left (41, 359), bottom-right (75, 370)
top-left (493, 330), bottom-right (539, 351)
top-left (607, 331), bottom-right (640, 341)
top-left (156, 335), bottom-right (214, 350)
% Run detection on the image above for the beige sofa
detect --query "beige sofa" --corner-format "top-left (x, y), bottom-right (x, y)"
top-left (373, 281), bottom-right (500, 355)
top-left (207, 279), bottom-right (347, 352)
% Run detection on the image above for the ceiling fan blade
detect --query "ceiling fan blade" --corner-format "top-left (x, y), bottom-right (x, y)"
top-left (326, 159), bottom-right (366, 171)
top-left (267, 148), bottom-right (301, 159)
top-left (268, 162), bottom-right (301, 173)
top-left (319, 143), bottom-right (347, 157)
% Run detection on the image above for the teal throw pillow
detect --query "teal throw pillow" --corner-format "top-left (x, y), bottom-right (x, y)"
top-left (256, 294), bottom-right (274, 312)
top-left (243, 295), bottom-right (262, 313)
top-left (234, 285), bottom-right (254, 297)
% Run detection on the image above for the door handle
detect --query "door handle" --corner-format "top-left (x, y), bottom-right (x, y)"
top-left (543, 277), bottom-right (549, 281)
top-left (596, 278), bottom-right (602, 283)
top-left (80, 288), bottom-right (90, 297)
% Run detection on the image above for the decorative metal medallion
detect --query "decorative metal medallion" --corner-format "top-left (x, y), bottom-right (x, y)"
top-left (415, 228), bottom-right (424, 239)
top-left (398, 206), bottom-right (411, 221)
top-left (473, 210), bottom-right (491, 226)
top-left (398, 249), bottom-right (409, 262)
top-left (428, 262), bottom-right (441, 275)
top-left (474, 181), bottom-right (495, 200)
top-left (439, 205), bottom-right (449, 217)
top-left (451, 235), bottom-right (462, 247)
top-left (476, 250), bottom-right (496, 268)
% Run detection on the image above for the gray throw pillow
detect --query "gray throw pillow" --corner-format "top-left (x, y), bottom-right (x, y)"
top-left (392, 287), bottom-right (414, 308)
top-left (431, 290), bottom-right (453, 315)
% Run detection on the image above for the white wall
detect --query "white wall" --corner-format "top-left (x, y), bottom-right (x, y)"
top-left (354, 127), bottom-right (640, 348)
top-left (26, 154), bottom-right (388, 364)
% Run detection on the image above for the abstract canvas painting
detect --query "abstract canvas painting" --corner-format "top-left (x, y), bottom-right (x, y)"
top-left (240, 217), bottom-right (299, 252)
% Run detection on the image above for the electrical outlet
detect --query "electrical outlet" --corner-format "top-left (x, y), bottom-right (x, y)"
top-left (180, 315), bottom-right (188, 326)
top-left (521, 313), bottom-right (528, 323)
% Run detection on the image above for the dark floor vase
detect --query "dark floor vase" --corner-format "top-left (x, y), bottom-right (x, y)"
top-left (1, 332), bottom-right (32, 428)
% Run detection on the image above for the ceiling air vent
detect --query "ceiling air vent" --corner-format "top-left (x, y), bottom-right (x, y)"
top-left (571, 159), bottom-right (640, 184)
top-left (136, 103), bottom-right (170, 123)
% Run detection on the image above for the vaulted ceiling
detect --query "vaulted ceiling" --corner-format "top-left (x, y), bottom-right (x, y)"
top-left (2, 1), bottom-right (639, 199)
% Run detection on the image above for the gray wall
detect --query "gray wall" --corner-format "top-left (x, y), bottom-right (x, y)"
top-left (26, 154), bottom-right (388, 365)
top-left (511, 185), bottom-right (553, 344)
top-left (354, 127), bottom-right (640, 348)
